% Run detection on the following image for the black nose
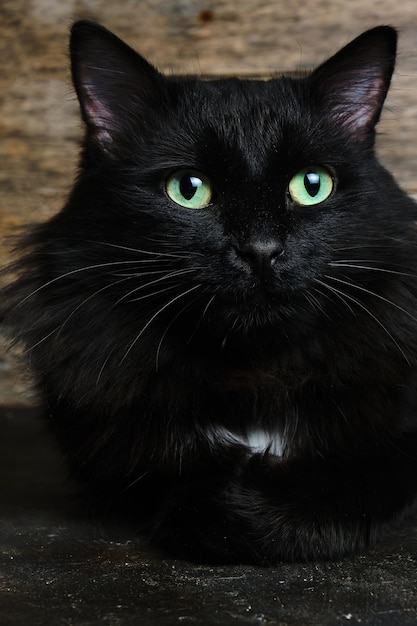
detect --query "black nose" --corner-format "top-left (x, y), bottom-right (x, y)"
top-left (236, 237), bottom-right (284, 279)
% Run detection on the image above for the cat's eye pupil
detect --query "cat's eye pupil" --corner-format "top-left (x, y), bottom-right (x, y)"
top-left (180, 175), bottom-right (202, 201)
top-left (166, 169), bottom-right (213, 209)
top-left (304, 172), bottom-right (320, 197)
top-left (288, 166), bottom-right (333, 206)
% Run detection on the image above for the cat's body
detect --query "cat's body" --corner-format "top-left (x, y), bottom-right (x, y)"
top-left (3, 21), bottom-right (417, 563)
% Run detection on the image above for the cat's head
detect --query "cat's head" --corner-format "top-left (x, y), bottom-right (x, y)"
top-left (17, 22), bottom-right (417, 371)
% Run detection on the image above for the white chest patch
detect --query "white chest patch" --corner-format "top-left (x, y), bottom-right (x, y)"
top-left (245, 428), bottom-right (283, 457)
top-left (207, 426), bottom-right (283, 457)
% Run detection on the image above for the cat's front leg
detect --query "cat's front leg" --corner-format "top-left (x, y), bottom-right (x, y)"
top-left (149, 447), bottom-right (262, 564)
top-left (150, 436), bottom-right (417, 564)
top-left (227, 452), bottom-right (373, 562)
top-left (226, 440), bottom-right (417, 563)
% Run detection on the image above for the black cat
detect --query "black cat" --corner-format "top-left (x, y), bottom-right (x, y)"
top-left (3, 20), bottom-right (417, 564)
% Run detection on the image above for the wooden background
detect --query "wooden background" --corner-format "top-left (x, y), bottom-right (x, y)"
top-left (2, 0), bottom-right (417, 405)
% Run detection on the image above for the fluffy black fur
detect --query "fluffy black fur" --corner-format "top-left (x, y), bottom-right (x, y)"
top-left (3, 21), bottom-right (417, 564)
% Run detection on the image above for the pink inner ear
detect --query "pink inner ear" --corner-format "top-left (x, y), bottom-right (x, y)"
top-left (344, 105), bottom-right (377, 134)
top-left (347, 74), bottom-right (385, 130)
top-left (81, 80), bottom-right (117, 147)
top-left (330, 70), bottom-right (387, 135)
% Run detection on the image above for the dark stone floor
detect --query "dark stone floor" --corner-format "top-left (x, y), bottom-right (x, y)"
top-left (1, 406), bottom-right (417, 625)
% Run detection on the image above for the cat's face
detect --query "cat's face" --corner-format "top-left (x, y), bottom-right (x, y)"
top-left (46, 23), bottom-right (414, 352)
top-left (121, 78), bottom-right (356, 328)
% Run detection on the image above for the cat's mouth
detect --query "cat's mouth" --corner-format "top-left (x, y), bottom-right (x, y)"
top-left (215, 285), bottom-right (287, 330)
top-left (220, 277), bottom-right (286, 306)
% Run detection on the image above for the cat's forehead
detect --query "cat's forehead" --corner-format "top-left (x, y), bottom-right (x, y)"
top-left (168, 77), bottom-right (292, 144)
top-left (166, 76), bottom-right (308, 175)
top-left (178, 76), bottom-right (301, 124)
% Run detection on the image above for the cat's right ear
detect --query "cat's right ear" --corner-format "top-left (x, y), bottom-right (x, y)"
top-left (308, 26), bottom-right (397, 140)
top-left (70, 21), bottom-right (164, 152)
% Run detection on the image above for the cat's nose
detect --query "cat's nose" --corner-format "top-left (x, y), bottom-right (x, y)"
top-left (236, 237), bottom-right (284, 279)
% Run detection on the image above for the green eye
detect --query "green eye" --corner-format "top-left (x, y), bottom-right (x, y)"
top-left (166, 170), bottom-right (213, 209)
top-left (288, 166), bottom-right (333, 206)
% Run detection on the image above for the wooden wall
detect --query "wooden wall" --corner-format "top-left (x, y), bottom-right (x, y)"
top-left (2, 0), bottom-right (417, 403)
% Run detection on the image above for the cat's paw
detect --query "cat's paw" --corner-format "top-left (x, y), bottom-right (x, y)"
top-left (149, 477), bottom-right (260, 564)
top-left (226, 453), bottom-right (372, 562)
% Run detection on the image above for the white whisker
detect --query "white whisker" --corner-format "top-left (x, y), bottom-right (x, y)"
top-left (14, 260), bottom-right (167, 309)
top-left (23, 270), bottom-right (180, 352)
top-left (120, 283), bottom-right (202, 364)
top-left (303, 290), bottom-right (331, 320)
top-left (25, 274), bottom-right (136, 353)
top-left (95, 349), bottom-right (115, 388)
top-left (202, 294), bottom-right (216, 320)
top-left (313, 280), bottom-right (357, 317)
top-left (109, 269), bottom-right (170, 278)
top-left (329, 261), bottom-right (415, 278)
top-left (315, 277), bottom-right (411, 365)
top-left (91, 240), bottom-right (190, 259)
top-left (324, 274), bottom-right (417, 324)
top-left (25, 327), bottom-right (61, 353)
top-left (186, 294), bottom-right (217, 346)
top-left (154, 292), bottom-right (207, 372)
top-left (122, 471), bottom-right (149, 493)
top-left (111, 267), bottom-right (200, 307)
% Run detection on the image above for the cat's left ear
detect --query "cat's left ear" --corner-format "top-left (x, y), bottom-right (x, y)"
top-left (309, 26), bottom-right (397, 138)
top-left (70, 20), bottom-right (165, 152)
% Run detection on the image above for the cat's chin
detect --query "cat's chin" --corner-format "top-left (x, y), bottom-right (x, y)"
top-left (210, 285), bottom-right (318, 342)
top-left (215, 292), bottom-right (286, 333)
